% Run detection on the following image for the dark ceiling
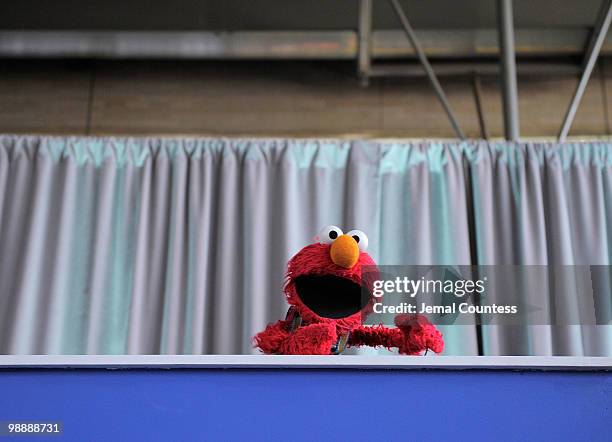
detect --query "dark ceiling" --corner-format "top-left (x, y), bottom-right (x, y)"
top-left (0, 0), bottom-right (604, 31)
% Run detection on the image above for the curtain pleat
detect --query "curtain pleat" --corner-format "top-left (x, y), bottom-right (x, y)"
top-left (0, 136), bottom-right (610, 355)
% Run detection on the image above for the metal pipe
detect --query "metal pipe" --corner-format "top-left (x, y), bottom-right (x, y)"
top-left (388, 0), bottom-right (465, 139)
top-left (497, 0), bottom-right (520, 141)
top-left (558, 0), bottom-right (612, 141)
top-left (0, 31), bottom-right (356, 59)
top-left (358, 0), bottom-right (373, 87)
top-left (3, 29), bottom-right (612, 60)
top-left (368, 61), bottom-right (583, 78)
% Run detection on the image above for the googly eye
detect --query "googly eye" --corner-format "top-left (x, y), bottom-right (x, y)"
top-left (347, 229), bottom-right (368, 251)
top-left (318, 225), bottom-right (343, 244)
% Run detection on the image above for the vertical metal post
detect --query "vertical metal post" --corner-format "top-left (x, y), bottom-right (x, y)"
top-left (497, 0), bottom-right (520, 141)
top-left (388, 0), bottom-right (465, 139)
top-left (558, 0), bottom-right (612, 141)
top-left (358, 0), bottom-right (373, 87)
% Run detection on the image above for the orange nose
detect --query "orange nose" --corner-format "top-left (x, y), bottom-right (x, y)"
top-left (330, 234), bottom-right (360, 268)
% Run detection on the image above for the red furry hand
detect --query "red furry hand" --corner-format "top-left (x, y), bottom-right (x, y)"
top-left (394, 314), bottom-right (444, 355)
top-left (281, 322), bottom-right (337, 355)
top-left (253, 320), bottom-right (338, 355)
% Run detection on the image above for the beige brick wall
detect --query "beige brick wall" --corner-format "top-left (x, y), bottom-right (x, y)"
top-left (1, 59), bottom-right (611, 139)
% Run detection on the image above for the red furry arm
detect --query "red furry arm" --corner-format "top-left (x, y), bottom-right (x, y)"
top-left (253, 320), bottom-right (292, 354)
top-left (348, 324), bottom-right (401, 349)
top-left (349, 314), bottom-right (444, 355)
top-left (254, 320), bottom-right (337, 355)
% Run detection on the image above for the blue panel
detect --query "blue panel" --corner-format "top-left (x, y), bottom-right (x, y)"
top-left (0, 369), bottom-right (610, 441)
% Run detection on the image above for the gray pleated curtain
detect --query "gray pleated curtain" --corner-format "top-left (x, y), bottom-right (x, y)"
top-left (0, 135), bottom-right (610, 356)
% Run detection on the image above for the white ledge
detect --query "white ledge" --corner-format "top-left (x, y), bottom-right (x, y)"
top-left (0, 355), bottom-right (610, 370)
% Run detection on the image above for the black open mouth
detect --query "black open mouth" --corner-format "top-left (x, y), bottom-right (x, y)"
top-left (294, 274), bottom-right (369, 319)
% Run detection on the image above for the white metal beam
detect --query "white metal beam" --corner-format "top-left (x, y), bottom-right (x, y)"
top-left (0, 355), bottom-right (610, 370)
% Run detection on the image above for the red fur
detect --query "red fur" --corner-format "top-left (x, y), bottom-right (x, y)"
top-left (394, 314), bottom-right (444, 355)
top-left (284, 243), bottom-right (377, 334)
top-left (348, 324), bottom-right (402, 349)
top-left (254, 242), bottom-right (445, 355)
top-left (253, 320), bottom-right (291, 354)
top-left (254, 320), bottom-right (337, 355)
top-left (280, 322), bottom-right (337, 355)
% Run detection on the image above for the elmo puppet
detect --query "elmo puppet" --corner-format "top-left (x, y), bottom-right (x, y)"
top-left (254, 225), bottom-right (444, 355)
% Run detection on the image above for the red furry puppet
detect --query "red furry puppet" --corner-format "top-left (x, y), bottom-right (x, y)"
top-left (254, 225), bottom-right (444, 355)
